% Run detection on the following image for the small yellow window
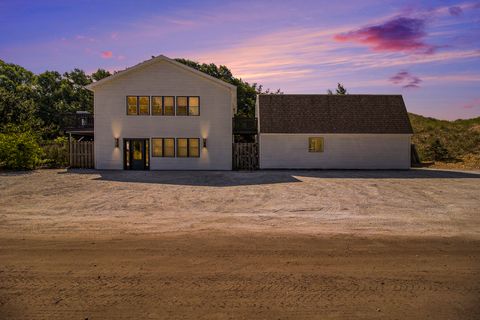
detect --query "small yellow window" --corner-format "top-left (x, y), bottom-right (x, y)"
top-left (308, 137), bottom-right (324, 152)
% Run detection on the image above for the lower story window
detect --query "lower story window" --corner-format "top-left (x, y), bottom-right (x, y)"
top-left (308, 137), bottom-right (324, 152)
top-left (152, 138), bottom-right (175, 157)
top-left (177, 138), bottom-right (200, 157)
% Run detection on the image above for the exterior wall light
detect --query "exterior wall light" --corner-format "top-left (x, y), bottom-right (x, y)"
top-left (115, 138), bottom-right (120, 148)
top-left (203, 138), bottom-right (207, 148)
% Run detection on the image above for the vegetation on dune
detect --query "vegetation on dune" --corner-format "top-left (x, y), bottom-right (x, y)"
top-left (409, 113), bottom-right (480, 168)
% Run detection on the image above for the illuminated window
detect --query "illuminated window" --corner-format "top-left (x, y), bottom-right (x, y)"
top-left (152, 96), bottom-right (163, 115)
top-left (139, 96), bottom-right (150, 115)
top-left (176, 97), bottom-right (188, 116)
top-left (164, 138), bottom-right (175, 157)
top-left (127, 96), bottom-right (137, 115)
top-left (188, 96), bottom-right (200, 116)
top-left (177, 138), bottom-right (188, 157)
top-left (164, 96), bottom-right (175, 115)
top-left (308, 137), bottom-right (324, 152)
top-left (176, 138), bottom-right (200, 157)
top-left (127, 96), bottom-right (149, 115)
top-left (152, 138), bottom-right (163, 157)
top-left (188, 138), bottom-right (200, 157)
top-left (152, 138), bottom-right (175, 157)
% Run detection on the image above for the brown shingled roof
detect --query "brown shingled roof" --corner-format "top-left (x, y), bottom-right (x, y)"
top-left (258, 94), bottom-right (413, 134)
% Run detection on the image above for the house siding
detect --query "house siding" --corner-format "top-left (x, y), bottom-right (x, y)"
top-left (93, 60), bottom-right (234, 170)
top-left (259, 133), bottom-right (411, 169)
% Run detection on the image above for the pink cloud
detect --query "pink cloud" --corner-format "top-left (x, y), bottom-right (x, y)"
top-left (101, 51), bottom-right (113, 59)
top-left (334, 17), bottom-right (437, 54)
top-left (461, 98), bottom-right (480, 109)
top-left (389, 70), bottom-right (422, 88)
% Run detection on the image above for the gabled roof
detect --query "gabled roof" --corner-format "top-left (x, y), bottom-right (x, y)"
top-left (85, 55), bottom-right (236, 91)
top-left (258, 94), bottom-right (413, 134)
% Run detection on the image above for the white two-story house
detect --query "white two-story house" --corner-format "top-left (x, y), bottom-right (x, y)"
top-left (86, 55), bottom-right (236, 170)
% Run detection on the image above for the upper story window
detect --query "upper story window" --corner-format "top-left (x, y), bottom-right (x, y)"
top-left (127, 96), bottom-right (198, 116)
top-left (164, 96), bottom-right (175, 116)
top-left (189, 97), bottom-right (200, 116)
top-left (127, 96), bottom-right (150, 115)
top-left (176, 96), bottom-right (200, 116)
top-left (176, 97), bottom-right (188, 116)
top-left (152, 96), bottom-right (175, 116)
top-left (151, 96), bottom-right (163, 115)
top-left (308, 137), bottom-right (324, 152)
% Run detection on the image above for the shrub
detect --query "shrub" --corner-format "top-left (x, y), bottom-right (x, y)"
top-left (0, 129), bottom-right (44, 170)
top-left (42, 136), bottom-right (69, 168)
top-left (427, 139), bottom-right (450, 161)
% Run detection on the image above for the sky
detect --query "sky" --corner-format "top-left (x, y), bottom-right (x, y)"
top-left (1, 0), bottom-right (480, 120)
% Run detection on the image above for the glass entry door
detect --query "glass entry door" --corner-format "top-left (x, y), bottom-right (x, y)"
top-left (124, 139), bottom-right (149, 170)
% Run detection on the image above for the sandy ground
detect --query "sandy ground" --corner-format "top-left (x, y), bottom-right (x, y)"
top-left (0, 169), bottom-right (479, 319)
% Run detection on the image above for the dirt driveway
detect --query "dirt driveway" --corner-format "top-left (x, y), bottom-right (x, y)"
top-left (1, 169), bottom-right (479, 319)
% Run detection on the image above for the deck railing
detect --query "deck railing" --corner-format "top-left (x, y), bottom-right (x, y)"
top-left (62, 113), bottom-right (94, 130)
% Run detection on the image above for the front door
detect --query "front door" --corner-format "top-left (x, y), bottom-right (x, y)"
top-left (124, 139), bottom-right (149, 170)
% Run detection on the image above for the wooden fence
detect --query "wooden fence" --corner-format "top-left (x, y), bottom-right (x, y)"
top-left (233, 143), bottom-right (259, 170)
top-left (69, 141), bottom-right (94, 168)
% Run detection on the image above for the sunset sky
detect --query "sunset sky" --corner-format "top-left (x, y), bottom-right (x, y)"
top-left (1, 0), bottom-right (479, 120)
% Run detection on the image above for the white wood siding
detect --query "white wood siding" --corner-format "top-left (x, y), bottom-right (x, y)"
top-left (93, 60), bottom-right (234, 170)
top-left (259, 133), bottom-right (411, 169)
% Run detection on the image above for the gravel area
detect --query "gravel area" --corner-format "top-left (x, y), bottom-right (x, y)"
top-left (1, 168), bottom-right (479, 319)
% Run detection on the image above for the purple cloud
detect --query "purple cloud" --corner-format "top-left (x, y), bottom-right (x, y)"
top-left (389, 71), bottom-right (422, 88)
top-left (449, 6), bottom-right (463, 16)
top-left (334, 17), bottom-right (437, 54)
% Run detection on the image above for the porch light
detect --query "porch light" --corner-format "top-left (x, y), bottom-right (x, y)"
top-left (203, 138), bottom-right (207, 148)
top-left (115, 138), bottom-right (120, 148)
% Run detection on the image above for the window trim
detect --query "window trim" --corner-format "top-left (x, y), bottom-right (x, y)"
top-left (176, 138), bottom-right (200, 158)
top-left (308, 137), bottom-right (324, 153)
top-left (151, 137), bottom-right (176, 157)
top-left (126, 95), bottom-right (150, 116)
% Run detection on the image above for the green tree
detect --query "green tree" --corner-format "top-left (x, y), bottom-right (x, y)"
top-left (0, 60), bottom-right (40, 131)
top-left (91, 69), bottom-right (111, 81)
